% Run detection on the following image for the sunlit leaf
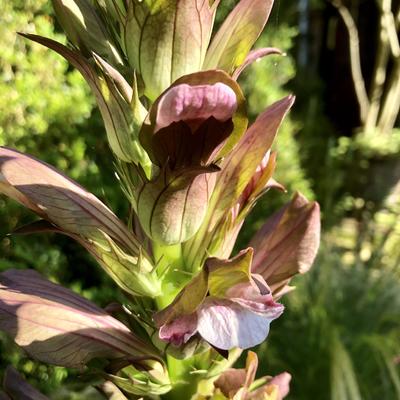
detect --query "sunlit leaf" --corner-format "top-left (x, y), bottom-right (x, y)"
top-left (0, 269), bottom-right (159, 368)
top-left (204, 0), bottom-right (273, 73)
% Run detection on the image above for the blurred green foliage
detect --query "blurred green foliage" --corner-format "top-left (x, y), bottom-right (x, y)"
top-left (0, 0), bottom-right (126, 395)
top-left (261, 241), bottom-right (400, 399)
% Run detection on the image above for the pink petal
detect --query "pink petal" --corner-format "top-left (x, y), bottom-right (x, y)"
top-left (155, 83), bottom-right (237, 132)
top-left (270, 372), bottom-right (292, 399)
top-left (159, 314), bottom-right (198, 346)
top-left (228, 279), bottom-right (285, 317)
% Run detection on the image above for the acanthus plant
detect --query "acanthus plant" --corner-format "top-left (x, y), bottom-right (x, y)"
top-left (0, 0), bottom-right (321, 399)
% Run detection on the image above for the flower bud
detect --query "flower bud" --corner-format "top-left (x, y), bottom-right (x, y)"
top-left (137, 167), bottom-right (217, 245)
top-left (135, 71), bottom-right (245, 245)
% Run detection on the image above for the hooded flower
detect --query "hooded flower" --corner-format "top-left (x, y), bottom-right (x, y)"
top-left (134, 70), bottom-right (247, 245)
top-left (154, 249), bottom-right (283, 350)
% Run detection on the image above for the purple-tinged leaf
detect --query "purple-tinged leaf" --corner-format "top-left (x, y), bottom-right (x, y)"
top-left (250, 192), bottom-right (321, 293)
top-left (232, 47), bottom-right (283, 80)
top-left (213, 96), bottom-right (294, 220)
top-left (0, 269), bottom-right (159, 368)
top-left (183, 96), bottom-right (294, 270)
top-left (13, 221), bottom-right (160, 297)
top-left (0, 147), bottom-right (139, 254)
top-left (3, 366), bottom-right (49, 400)
top-left (203, 0), bottom-right (274, 73)
top-left (0, 147), bottom-right (161, 297)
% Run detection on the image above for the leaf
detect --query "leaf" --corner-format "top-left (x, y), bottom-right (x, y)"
top-left (19, 33), bottom-right (100, 91)
top-left (52, 0), bottom-right (122, 65)
top-left (203, 0), bottom-right (274, 73)
top-left (232, 47), bottom-right (283, 80)
top-left (20, 34), bottom-right (150, 165)
top-left (3, 366), bottom-right (49, 400)
top-left (212, 96), bottom-right (294, 221)
top-left (92, 54), bottom-right (152, 164)
top-left (0, 270), bottom-right (159, 368)
top-left (207, 248), bottom-right (253, 297)
top-left (125, 0), bottom-right (219, 100)
top-left (183, 96), bottom-right (294, 270)
top-left (0, 147), bottom-right (139, 254)
top-left (250, 192), bottom-right (321, 291)
top-left (153, 267), bottom-right (209, 327)
top-left (0, 147), bottom-right (160, 297)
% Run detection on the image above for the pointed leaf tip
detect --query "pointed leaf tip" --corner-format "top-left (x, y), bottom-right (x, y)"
top-left (204, 0), bottom-right (274, 73)
top-left (250, 192), bottom-right (321, 291)
top-left (0, 269), bottom-right (158, 368)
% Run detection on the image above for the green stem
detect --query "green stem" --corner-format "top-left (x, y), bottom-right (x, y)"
top-left (162, 355), bottom-right (199, 400)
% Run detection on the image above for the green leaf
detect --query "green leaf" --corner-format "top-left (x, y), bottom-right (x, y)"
top-left (203, 0), bottom-right (274, 73)
top-left (52, 0), bottom-right (122, 65)
top-left (125, 0), bottom-right (219, 101)
top-left (207, 248), bottom-right (253, 297)
top-left (20, 34), bottom-right (152, 166)
top-left (153, 267), bottom-right (209, 327)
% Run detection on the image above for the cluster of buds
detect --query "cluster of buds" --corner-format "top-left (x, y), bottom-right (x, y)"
top-left (0, 0), bottom-right (320, 398)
